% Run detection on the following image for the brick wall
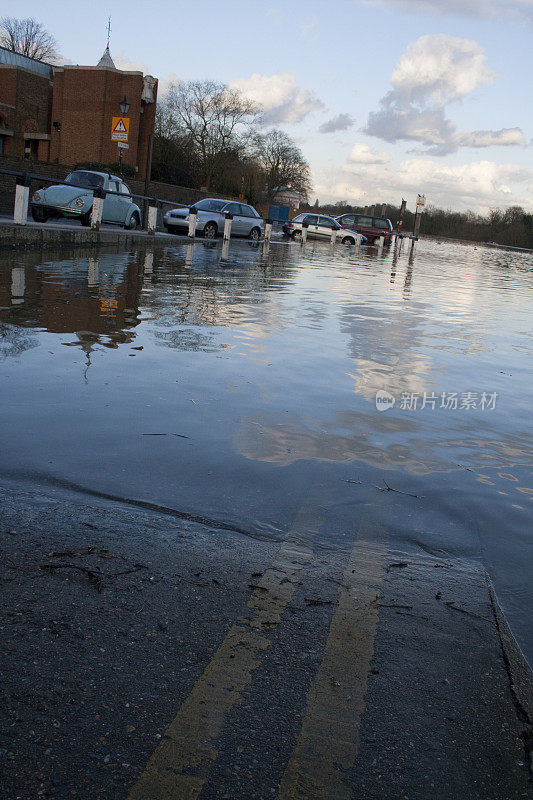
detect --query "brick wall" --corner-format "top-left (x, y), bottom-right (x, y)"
top-left (0, 66), bottom-right (53, 158)
top-left (50, 67), bottom-right (154, 178)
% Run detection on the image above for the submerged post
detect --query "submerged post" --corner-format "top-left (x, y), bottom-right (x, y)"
top-left (301, 221), bottom-right (308, 245)
top-left (263, 219), bottom-right (272, 244)
top-left (330, 226), bottom-right (337, 244)
top-left (90, 187), bottom-right (105, 230)
top-left (147, 202), bottom-right (158, 235)
top-left (221, 238), bottom-right (230, 262)
top-left (143, 251), bottom-right (154, 274)
top-left (188, 207), bottom-right (197, 238)
top-left (14, 174), bottom-right (31, 225)
top-left (223, 212), bottom-right (233, 242)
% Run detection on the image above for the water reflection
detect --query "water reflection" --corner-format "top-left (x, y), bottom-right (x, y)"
top-left (0, 250), bottom-right (145, 352)
top-left (0, 238), bottom-right (532, 663)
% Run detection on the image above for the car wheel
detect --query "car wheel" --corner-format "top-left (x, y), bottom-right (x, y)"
top-left (292, 230), bottom-right (302, 240)
top-left (342, 236), bottom-right (355, 245)
top-left (31, 206), bottom-right (49, 223)
top-left (204, 222), bottom-right (217, 239)
top-left (80, 209), bottom-right (92, 227)
top-left (126, 213), bottom-right (140, 231)
top-left (249, 227), bottom-right (261, 241)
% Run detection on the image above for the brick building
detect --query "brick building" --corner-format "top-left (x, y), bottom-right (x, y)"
top-left (0, 45), bottom-right (157, 178)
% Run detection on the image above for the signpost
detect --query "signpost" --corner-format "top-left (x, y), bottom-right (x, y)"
top-left (413, 193), bottom-right (425, 239)
top-left (111, 117), bottom-right (129, 142)
top-left (111, 117), bottom-right (129, 176)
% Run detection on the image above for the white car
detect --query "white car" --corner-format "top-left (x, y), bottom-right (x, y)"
top-left (164, 198), bottom-right (264, 240)
top-left (283, 213), bottom-right (366, 244)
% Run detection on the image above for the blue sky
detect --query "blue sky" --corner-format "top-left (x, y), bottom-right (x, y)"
top-left (4, 0), bottom-right (532, 212)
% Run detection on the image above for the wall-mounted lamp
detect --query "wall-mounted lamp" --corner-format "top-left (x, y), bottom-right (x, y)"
top-left (53, 121), bottom-right (61, 132)
top-left (119, 97), bottom-right (130, 115)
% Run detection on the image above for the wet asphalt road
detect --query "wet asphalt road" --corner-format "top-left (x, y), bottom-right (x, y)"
top-left (1, 237), bottom-right (532, 798)
top-left (1, 483), bottom-right (531, 800)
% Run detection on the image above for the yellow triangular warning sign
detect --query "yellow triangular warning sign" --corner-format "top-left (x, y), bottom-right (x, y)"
top-left (113, 118), bottom-right (127, 133)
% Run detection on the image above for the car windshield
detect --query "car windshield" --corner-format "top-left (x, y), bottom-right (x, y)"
top-left (195, 199), bottom-right (226, 212)
top-left (65, 171), bottom-right (105, 189)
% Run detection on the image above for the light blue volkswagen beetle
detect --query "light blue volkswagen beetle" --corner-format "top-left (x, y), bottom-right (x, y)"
top-left (31, 170), bottom-right (142, 229)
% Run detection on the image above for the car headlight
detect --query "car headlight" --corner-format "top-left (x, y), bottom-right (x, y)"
top-left (75, 197), bottom-right (85, 207)
top-left (33, 191), bottom-right (42, 202)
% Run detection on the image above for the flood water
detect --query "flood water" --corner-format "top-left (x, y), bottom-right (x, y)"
top-left (1, 237), bottom-right (532, 663)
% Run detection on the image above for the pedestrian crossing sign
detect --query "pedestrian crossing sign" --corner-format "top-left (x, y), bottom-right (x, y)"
top-left (111, 116), bottom-right (129, 142)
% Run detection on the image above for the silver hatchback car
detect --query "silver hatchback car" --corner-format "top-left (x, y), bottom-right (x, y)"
top-left (164, 198), bottom-right (264, 240)
top-left (282, 213), bottom-right (365, 244)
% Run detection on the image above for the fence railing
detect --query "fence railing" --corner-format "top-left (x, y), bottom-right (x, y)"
top-left (0, 166), bottom-right (278, 246)
top-left (0, 167), bottom-right (194, 233)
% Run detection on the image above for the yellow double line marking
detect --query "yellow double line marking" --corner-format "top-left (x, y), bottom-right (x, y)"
top-left (278, 517), bottom-right (388, 800)
top-left (127, 502), bottom-right (325, 800)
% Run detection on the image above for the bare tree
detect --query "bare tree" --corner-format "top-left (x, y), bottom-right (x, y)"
top-left (0, 17), bottom-right (58, 62)
top-left (166, 80), bottom-right (257, 190)
top-left (253, 129), bottom-right (312, 203)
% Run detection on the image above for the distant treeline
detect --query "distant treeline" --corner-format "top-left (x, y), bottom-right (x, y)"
top-left (307, 202), bottom-right (533, 249)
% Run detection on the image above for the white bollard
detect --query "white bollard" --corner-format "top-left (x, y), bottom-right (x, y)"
top-left (188, 208), bottom-right (197, 238)
top-left (300, 223), bottom-right (308, 245)
top-left (330, 227), bottom-right (337, 244)
top-left (87, 257), bottom-right (99, 287)
top-left (355, 234), bottom-right (363, 248)
top-left (223, 213), bottom-right (233, 242)
top-left (90, 189), bottom-right (104, 230)
top-left (11, 267), bottom-right (25, 304)
top-left (263, 220), bottom-right (272, 243)
top-left (377, 236), bottom-right (384, 249)
top-left (143, 251), bottom-right (153, 274)
top-left (13, 178), bottom-right (30, 225)
top-left (147, 204), bottom-right (158, 235)
top-left (221, 237), bottom-right (230, 262)
top-left (185, 243), bottom-right (194, 268)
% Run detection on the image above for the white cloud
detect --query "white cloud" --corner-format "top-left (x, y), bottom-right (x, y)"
top-left (390, 35), bottom-right (494, 106)
top-left (458, 128), bottom-right (527, 147)
top-left (362, 0), bottom-right (533, 20)
top-left (348, 143), bottom-right (392, 164)
top-left (229, 72), bottom-right (325, 125)
top-left (300, 16), bottom-right (319, 42)
top-left (113, 52), bottom-right (147, 74)
top-left (319, 113), bottom-right (355, 134)
top-left (365, 35), bottom-right (525, 155)
top-left (113, 51), bottom-right (180, 95)
top-left (313, 158), bottom-right (533, 213)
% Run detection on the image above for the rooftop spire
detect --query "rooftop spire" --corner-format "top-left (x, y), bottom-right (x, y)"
top-left (97, 17), bottom-right (116, 68)
top-left (97, 45), bottom-right (116, 68)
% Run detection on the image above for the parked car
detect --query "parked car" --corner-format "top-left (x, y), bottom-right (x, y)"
top-left (31, 170), bottom-right (142, 229)
top-left (282, 214), bottom-right (366, 244)
top-left (335, 213), bottom-right (393, 245)
top-left (163, 199), bottom-right (264, 240)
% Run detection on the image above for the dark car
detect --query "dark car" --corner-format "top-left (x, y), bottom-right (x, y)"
top-left (335, 214), bottom-right (393, 245)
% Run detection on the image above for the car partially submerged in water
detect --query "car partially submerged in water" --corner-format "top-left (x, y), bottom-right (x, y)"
top-left (282, 213), bottom-right (366, 244)
top-left (163, 198), bottom-right (264, 240)
top-left (31, 170), bottom-right (142, 229)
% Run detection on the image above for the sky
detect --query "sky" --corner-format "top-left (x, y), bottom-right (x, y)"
top-left (3, 0), bottom-right (532, 213)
